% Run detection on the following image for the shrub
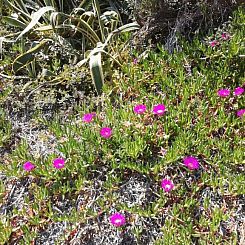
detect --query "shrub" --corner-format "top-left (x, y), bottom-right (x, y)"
top-left (133, 0), bottom-right (244, 52)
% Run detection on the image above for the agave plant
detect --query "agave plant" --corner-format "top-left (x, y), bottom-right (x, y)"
top-left (76, 22), bottom-right (140, 94)
top-left (1, 0), bottom-right (139, 94)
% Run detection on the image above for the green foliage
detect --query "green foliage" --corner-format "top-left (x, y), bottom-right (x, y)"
top-left (89, 48), bottom-right (104, 93)
top-left (0, 7), bottom-right (244, 245)
top-left (79, 22), bottom-right (140, 94)
top-left (12, 39), bottom-right (51, 73)
top-left (1, 0), bottom-right (139, 93)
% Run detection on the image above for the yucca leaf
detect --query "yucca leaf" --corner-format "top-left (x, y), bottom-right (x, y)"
top-left (93, 0), bottom-right (105, 42)
top-left (16, 6), bottom-right (55, 41)
top-left (2, 16), bottom-right (26, 29)
top-left (77, 21), bottom-right (139, 92)
top-left (78, 0), bottom-right (91, 9)
top-left (73, 8), bottom-right (86, 14)
top-left (100, 10), bottom-right (118, 26)
top-left (112, 22), bottom-right (140, 34)
top-left (89, 46), bottom-right (104, 94)
top-left (104, 22), bottom-right (140, 46)
top-left (43, 0), bottom-right (57, 9)
top-left (4, 0), bottom-right (31, 20)
top-left (12, 39), bottom-right (51, 73)
top-left (14, 0), bottom-right (29, 14)
top-left (50, 11), bottom-right (60, 31)
top-left (76, 19), bottom-right (100, 43)
top-left (35, 23), bottom-right (100, 45)
top-left (80, 11), bottom-right (95, 19)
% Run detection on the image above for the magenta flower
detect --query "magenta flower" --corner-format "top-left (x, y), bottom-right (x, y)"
top-left (100, 127), bottom-right (112, 138)
top-left (183, 156), bottom-right (199, 170)
top-left (161, 179), bottom-right (174, 192)
top-left (23, 161), bottom-right (35, 171)
top-left (133, 58), bottom-right (138, 65)
top-left (221, 32), bottom-right (230, 40)
top-left (134, 104), bottom-right (147, 114)
top-left (217, 89), bottom-right (230, 97)
top-left (209, 40), bottom-right (219, 47)
top-left (234, 87), bottom-right (244, 96)
top-left (237, 109), bottom-right (245, 117)
top-left (82, 113), bottom-right (96, 123)
top-left (109, 213), bottom-right (126, 227)
top-left (153, 104), bottom-right (166, 115)
top-left (53, 158), bottom-right (65, 169)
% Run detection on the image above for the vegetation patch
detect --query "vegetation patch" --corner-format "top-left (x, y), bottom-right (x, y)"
top-left (0, 2), bottom-right (244, 245)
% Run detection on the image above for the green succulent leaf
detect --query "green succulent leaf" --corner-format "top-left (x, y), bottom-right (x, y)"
top-left (2, 16), bottom-right (27, 29)
top-left (4, 0), bottom-right (32, 20)
top-left (16, 6), bottom-right (55, 41)
top-left (12, 39), bottom-right (51, 73)
top-left (35, 23), bottom-right (100, 45)
top-left (89, 45), bottom-right (104, 95)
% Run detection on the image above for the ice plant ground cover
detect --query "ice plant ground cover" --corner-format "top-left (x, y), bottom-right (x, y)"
top-left (0, 8), bottom-right (244, 245)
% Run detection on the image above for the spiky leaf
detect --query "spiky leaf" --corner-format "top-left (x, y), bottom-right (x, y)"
top-left (16, 6), bottom-right (55, 41)
top-left (13, 39), bottom-right (51, 72)
top-left (89, 48), bottom-right (104, 95)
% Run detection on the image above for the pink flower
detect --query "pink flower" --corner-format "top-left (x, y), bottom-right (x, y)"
top-left (161, 179), bottom-right (174, 192)
top-left (217, 89), bottom-right (230, 97)
top-left (209, 40), bottom-right (219, 47)
top-left (23, 161), bottom-right (35, 171)
top-left (109, 213), bottom-right (126, 227)
top-left (234, 87), bottom-right (244, 96)
top-left (133, 58), bottom-right (138, 65)
top-left (53, 158), bottom-right (65, 169)
top-left (153, 104), bottom-right (166, 115)
top-left (183, 156), bottom-right (199, 170)
top-left (237, 109), bottom-right (245, 117)
top-left (82, 113), bottom-right (96, 123)
top-left (134, 104), bottom-right (147, 114)
top-left (221, 32), bottom-right (230, 40)
top-left (100, 127), bottom-right (112, 138)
